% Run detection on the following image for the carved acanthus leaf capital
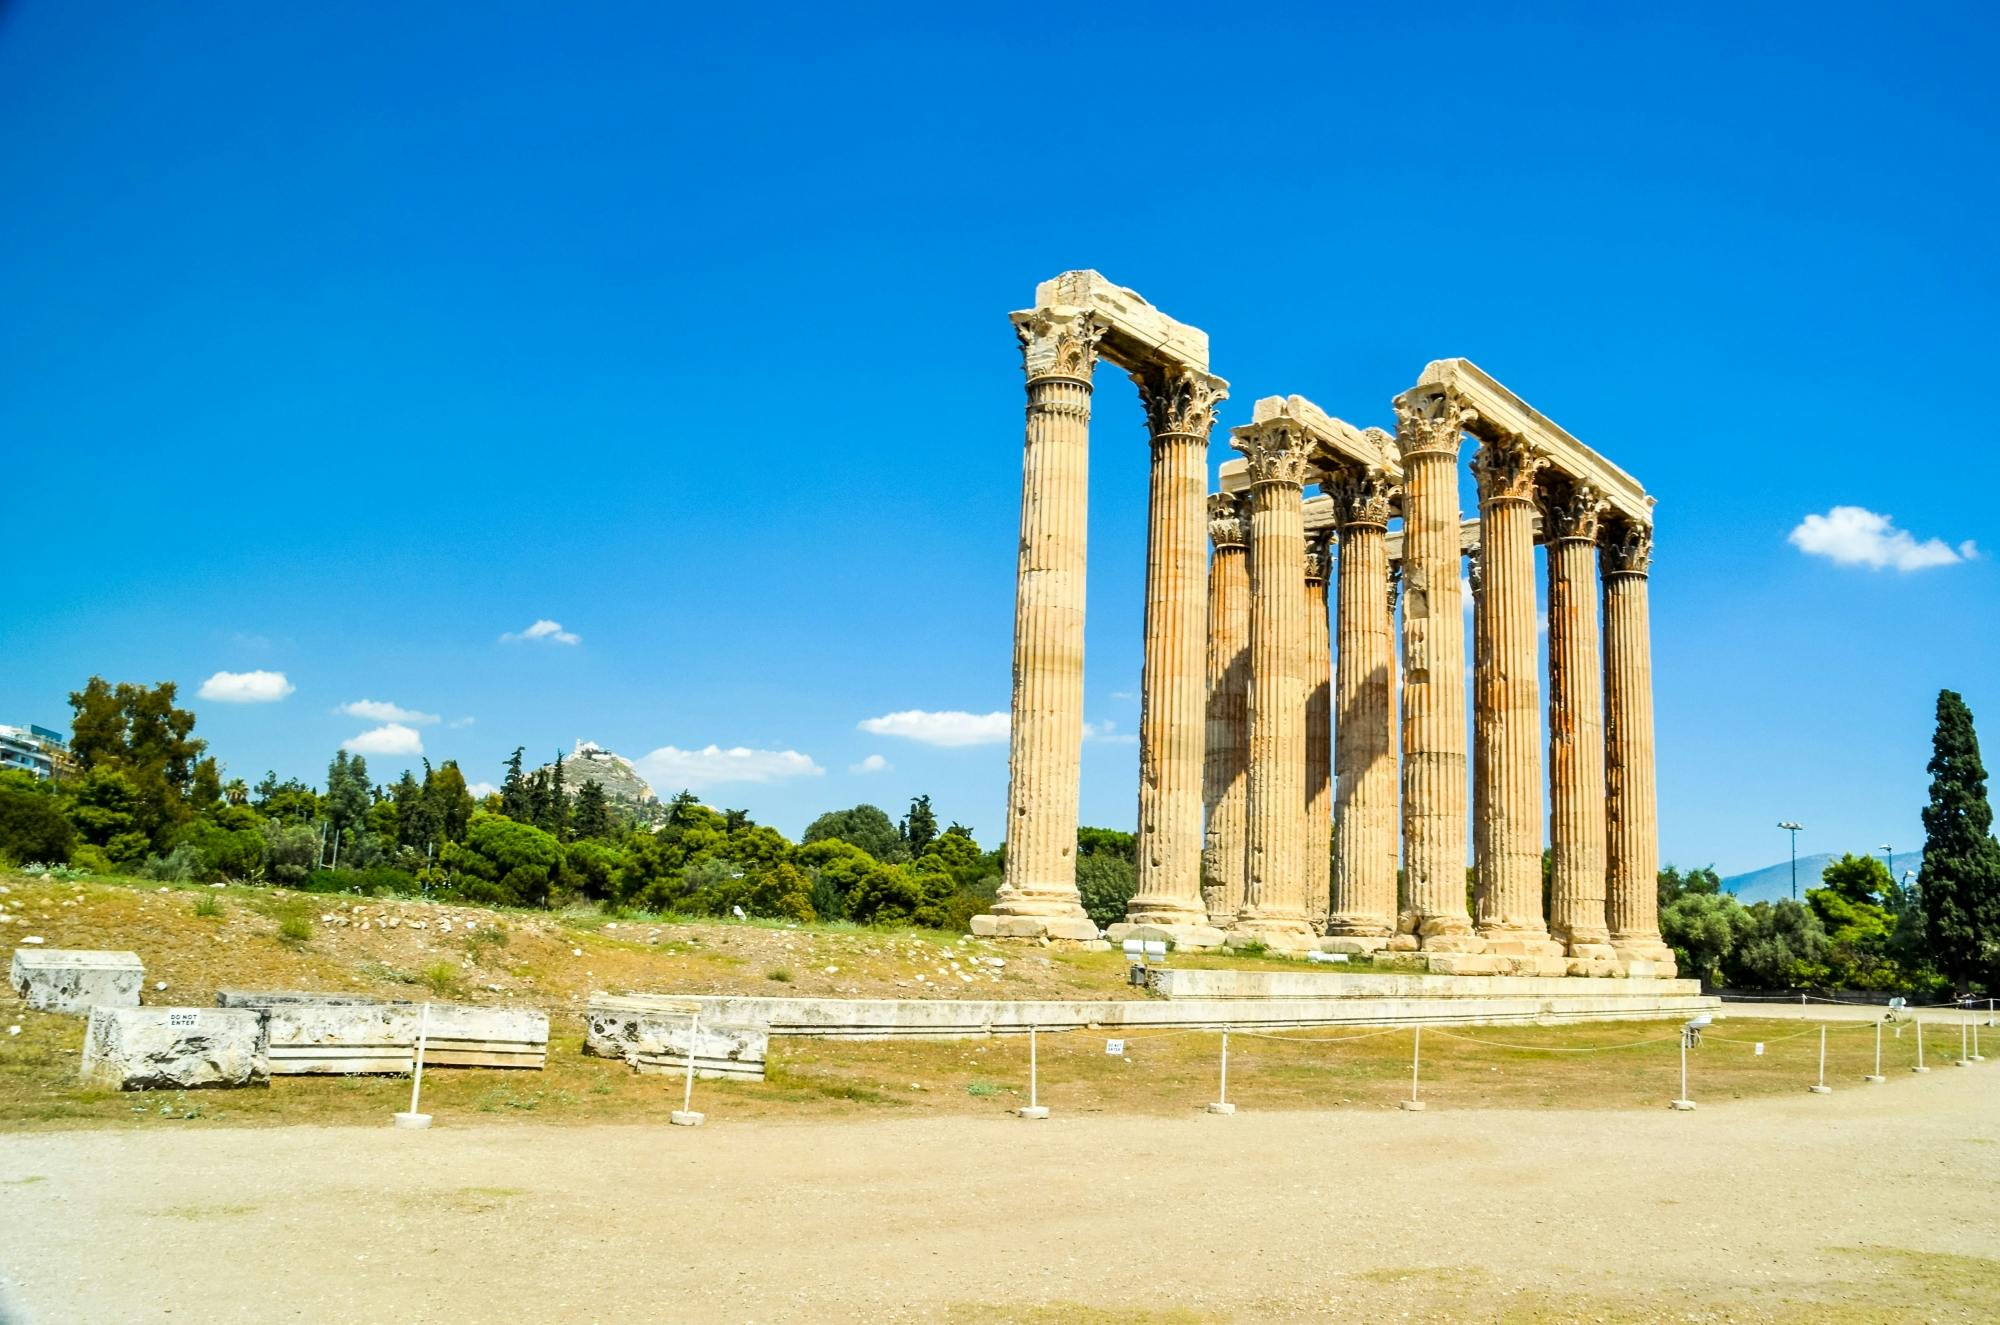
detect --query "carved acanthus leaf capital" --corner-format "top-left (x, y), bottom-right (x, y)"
top-left (1540, 475), bottom-right (1609, 542)
top-left (1601, 520), bottom-right (1654, 576)
top-left (1392, 386), bottom-right (1477, 461)
top-left (1304, 535), bottom-right (1331, 583)
top-left (1012, 308), bottom-right (1107, 384)
top-left (1133, 364), bottom-right (1228, 442)
top-left (1465, 545), bottom-right (1484, 597)
top-left (1387, 563), bottom-right (1403, 615)
top-left (1325, 463), bottom-right (1400, 529)
top-left (1231, 419), bottom-right (1314, 488)
top-left (1207, 491), bottom-right (1248, 549)
top-left (1469, 435), bottom-right (1547, 505)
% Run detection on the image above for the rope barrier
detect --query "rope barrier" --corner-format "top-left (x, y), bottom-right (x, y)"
top-left (1426, 1028), bottom-right (1682, 1053)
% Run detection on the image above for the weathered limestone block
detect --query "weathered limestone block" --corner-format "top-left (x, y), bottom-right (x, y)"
top-left (1423, 953), bottom-right (1507, 977)
top-left (585, 996), bottom-right (768, 1080)
top-left (1565, 958), bottom-right (1625, 978)
top-left (1105, 922), bottom-right (1226, 950)
top-left (10, 948), bottom-right (143, 1015)
top-left (250, 996), bottom-right (548, 1073)
top-left (1317, 936), bottom-right (1392, 955)
top-left (80, 1006), bottom-right (268, 1090)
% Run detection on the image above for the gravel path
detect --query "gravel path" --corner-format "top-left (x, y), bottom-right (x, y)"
top-left (2, 1066), bottom-right (1994, 1322)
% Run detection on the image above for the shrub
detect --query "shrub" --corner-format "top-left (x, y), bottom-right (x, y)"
top-left (69, 844), bottom-right (113, 876)
top-left (421, 961), bottom-right (463, 997)
top-left (1075, 853), bottom-right (1136, 930)
top-left (260, 821), bottom-right (319, 886)
top-left (143, 844), bottom-right (205, 884)
top-left (277, 911), bottom-right (312, 944)
top-left (766, 968), bottom-right (793, 983)
top-left (562, 839), bottom-right (625, 903)
top-left (0, 777), bottom-right (75, 864)
top-left (464, 926), bottom-right (509, 962)
top-left (441, 813), bottom-right (562, 908)
top-left (193, 892), bottom-right (224, 919)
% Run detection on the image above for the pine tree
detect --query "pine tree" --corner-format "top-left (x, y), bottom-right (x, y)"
top-left (539, 750), bottom-right (569, 839)
top-left (500, 747), bottom-right (531, 822)
top-left (900, 793), bottom-right (938, 857)
top-left (1918, 689), bottom-right (2000, 990)
top-left (572, 779), bottom-right (612, 840)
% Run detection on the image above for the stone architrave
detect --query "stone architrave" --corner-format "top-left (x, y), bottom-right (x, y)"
top-left (1392, 387), bottom-right (1480, 951)
top-left (1303, 534), bottom-right (1333, 931)
top-left (1542, 474), bottom-right (1616, 959)
top-left (9, 948), bottom-right (143, 1015)
top-left (1201, 493), bottom-right (1251, 925)
top-left (1470, 437), bottom-right (1560, 955)
top-left (976, 307), bottom-right (1106, 942)
top-left (1602, 519), bottom-right (1675, 970)
top-left (1326, 465), bottom-right (1399, 938)
top-left (1230, 417), bottom-right (1317, 947)
top-left (80, 1006), bottom-right (270, 1090)
top-left (1126, 365), bottom-right (1229, 933)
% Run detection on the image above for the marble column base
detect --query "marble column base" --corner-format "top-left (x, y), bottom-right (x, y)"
top-left (1479, 933), bottom-right (1567, 958)
top-left (1225, 920), bottom-right (1319, 952)
top-left (1317, 935), bottom-right (1393, 955)
top-left (1105, 922), bottom-right (1228, 951)
top-left (970, 914), bottom-right (1102, 942)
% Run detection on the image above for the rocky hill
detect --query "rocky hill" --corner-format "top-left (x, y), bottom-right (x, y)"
top-left (542, 741), bottom-right (663, 825)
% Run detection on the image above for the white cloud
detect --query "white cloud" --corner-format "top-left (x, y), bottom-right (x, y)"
top-left (342, 723), bottom-right (424, 757)
top-left (849, 753), bottom-right (892, 774)
top-left (500, 618), bottom-right (580, 645)
top-left (338, 699), bottom-right (440, 725)
top-left (448, 716), bottom-right (476, 729)
top-left (1789, 506), bottom-right (1975, 572)
top-left (198, 670), bottom-right (295, 703)
top-left (1084, 720), bottom-right (1138, 746)
top-left (858, 709), bottom-right (1009, 747)
top-left (465, 781), bottom-right (500, 800)
top-left (636, 744), bottom-right (825, 788)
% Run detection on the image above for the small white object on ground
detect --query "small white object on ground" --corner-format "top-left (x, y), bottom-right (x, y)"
top-left (6, 1025), bottom-right (19, 1036)
top-left (572, 948), bottom-right (583, 957)
top-left (23, 936), bottom-right (44, 945)
top-left (155, 981), bottom-right (166, 991)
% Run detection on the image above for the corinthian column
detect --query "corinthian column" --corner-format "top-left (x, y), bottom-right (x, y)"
top-left (1125, 365), bottom-right (1229, 935)
top-left (1303, 534), bottom-right (1333, 931)
top-left (1231, 418), bottom-right (1316, 947)
top-left (1327, 466), bottom-right (1399, 938)
top-left (1470, 437), bottom-right (1559, 955)
top-left (1201, 493), bottom-right (1250, 925)
top-left (1602, 519), bottom-right (1674, 970)
top-left (1393, 388), bottom-right (1479, 950)
top-left (975, 308), bottom-right (1105, 942)
top-left (1542, 475), bottom-right (1615, 959)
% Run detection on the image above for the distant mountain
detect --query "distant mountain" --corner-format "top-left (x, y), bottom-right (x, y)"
top-left (539, 741), bottom-right (663, 825)
top-left (1716, 852), bottom-right (1907, 905)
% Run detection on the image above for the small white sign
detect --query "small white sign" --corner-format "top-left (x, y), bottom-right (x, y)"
top-left (1104, 1039), bottom-right (1125, 1056)
top-left (167, 1011), bottom-right (199, 1030)
top-left (1754, 1042), bottom-right (1765, 1056)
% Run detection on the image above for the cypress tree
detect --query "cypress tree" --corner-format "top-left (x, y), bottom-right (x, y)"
top-left (500, 747), bottom-right (531, 822)
top-left (1917, 689), bottom-right (2000, 990)
top-left (572, 779), bottom-right (612, 840)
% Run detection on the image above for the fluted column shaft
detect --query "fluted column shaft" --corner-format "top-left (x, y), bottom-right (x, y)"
top-left (1201, 497), bottom-right (1250, 925)
top-left (1394, 390), bottom-right (1476, 947)
top-left (1128, 367), bottom-right (1227, 927)
top-left (987, 309), bottom-right (1103, 937)
top-left (1328, 470), bottom-right (1398, 937)
top-left (1232, 420), bottom-right (1315, 945)
top-left (1544, 478), bottom-right (1612, 955)
top-left (1304, 538), bottom-right (1333, 931)
top-left (1603, 522), bottom-right (1670, 964)
top-left (1472, 441), bottom-right (1554, 948)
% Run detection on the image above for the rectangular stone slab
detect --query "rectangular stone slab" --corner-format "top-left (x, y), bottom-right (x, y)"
top-left (10, 948), bottom-right (143, 1015)
top-left (1250, 394), bottom-right (1400, 479)
top-left (80, 1006), bottom-right (268, 1090)
top-left (244, 996), bottom-right (549, 1074)
top-left (1027, 269), bottom-right (1209, 372)
top-left (585, 995), bottom-right (769, 1080)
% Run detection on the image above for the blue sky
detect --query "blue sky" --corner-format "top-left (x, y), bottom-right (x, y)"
top-left (2, 2), bottom-right (1994, 875)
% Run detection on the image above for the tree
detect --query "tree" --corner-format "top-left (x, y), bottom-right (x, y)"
top-left (426, 760), bottom-right (476, 843)
top-left (900, 794), bottom-right (938, 857)
top-left (1731, 899), bottom-right (1831, 989)
top-left (324, 750), bottom-right (370, 843)
top-left (803, 804), bottom-right (904, 861)
top-left (500, 748), bottom-right (531, 822)
top-left (572, 779), bottom-right (613, 840)
top-left (1807, 855), bottom-right (1902, 989)
top-left (1661, 891), bottom-right (1751, 987)
top-left (1076, 853), bottom-right (1135, 930)
top-left (0, 771), bottom-right (76, 863)
top-left (535, 751), bottom-right (568, 839)
top-left (1658, 864), bottom-right (1722, 911)
top-left (442, 812), bottom-right (563, 907)
top-left (65, 676), bottom-right (207, 850)
top-left (1077, 826), bottom-right (1136, 862)
top-left (1918, 690), bottom-right (2000, 991)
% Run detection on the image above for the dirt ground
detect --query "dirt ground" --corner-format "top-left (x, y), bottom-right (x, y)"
top-left (2, 1061), bottom-right (1994, 1323)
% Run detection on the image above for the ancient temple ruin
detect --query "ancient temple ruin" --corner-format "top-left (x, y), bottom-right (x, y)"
top-left (972, 271), bottom-right (1675, 977)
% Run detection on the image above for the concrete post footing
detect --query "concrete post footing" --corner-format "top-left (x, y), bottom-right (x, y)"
top-left (1808, 1084), bottom-right (1832, 1094)
top-left (670, 1110), bottom-right (706, 1127)
top-left (1205, 1101), bottom-right (1236, 1115)
top-left (392, 1112), bottom-right (431, 1129)
top-left (1016, 1106), bottom-right (1051, 1120)
top-left (1668, 1099), bottom-right (1696, 1111)
top-left (1912, 1066), bottom-right (1931, 1074)
top-left (1398, 1099), bottom-right (1426, 1112)
top-left (1863, 1074), bottom-right (1887, 1083)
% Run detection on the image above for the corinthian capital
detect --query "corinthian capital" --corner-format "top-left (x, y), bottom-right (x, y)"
top-left (1011, 308), bottom-right (1107, 383)
top-left (1230, 419), bottom-right (1314, 488)
top-left (1601, 519), bottom-right (1654, 576)
top-left (1132, 364), bottom-right (1228, 442)
top-left (1304, 534), bottom-right (1331, 583)
top-left (1469, 435), bottom-right (1547, 505)
top-left (1207, 492), bottom-right (1248, 549)
top-left (1325, 464), bottom-right (1400, 529)
top-left (1392, 386), bottom-right (1476, 462)
top-left (1540, 474), bottom-right (1609, 542)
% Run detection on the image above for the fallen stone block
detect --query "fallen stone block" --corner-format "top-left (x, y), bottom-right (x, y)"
top-left (11, 948), bottom-right (144, 1015)
top-left (223, 993), bottom-right (547, 1073)
top-left (586, 995), bottom-right (769, 1080)
top-left (81, 1006), bottom-right (268, 1090)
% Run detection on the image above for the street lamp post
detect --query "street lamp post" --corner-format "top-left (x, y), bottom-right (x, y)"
top-left (1879, 843), bottom-right (1893, 884)
top-left (1777, 821), bottom-right (1804, 900)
